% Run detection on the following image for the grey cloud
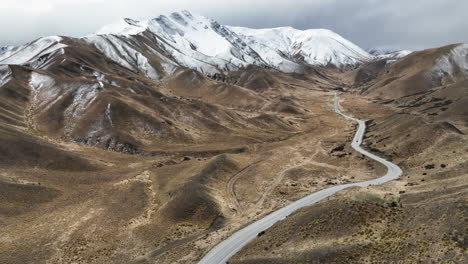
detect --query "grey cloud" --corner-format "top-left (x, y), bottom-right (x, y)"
top-left (0, 0), bottom-right (467, 50)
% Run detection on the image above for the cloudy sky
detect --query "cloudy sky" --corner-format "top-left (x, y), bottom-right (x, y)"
top-left (1, 0), bottom-right (467, 50)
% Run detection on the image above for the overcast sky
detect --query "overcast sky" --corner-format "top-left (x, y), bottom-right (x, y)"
top-left (1, 0), bottom-right (467, 50)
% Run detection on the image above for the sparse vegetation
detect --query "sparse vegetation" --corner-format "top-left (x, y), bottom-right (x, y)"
top-left (0, 25), bottom-right (466, 264)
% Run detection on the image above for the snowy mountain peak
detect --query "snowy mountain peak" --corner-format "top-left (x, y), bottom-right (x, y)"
top-left (229, 26), bottom-right (372, 69)
top-left (97, 10), bottom-right (208, 37)
top-left (92, 11), bottom-right (374, 70)
top-left (2, 10), bottom-right (385, 77)
top-left (90, 11), bottom-right (378, 73)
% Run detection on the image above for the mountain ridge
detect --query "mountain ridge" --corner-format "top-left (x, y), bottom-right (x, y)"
top-left (0, 10), bottom-right (392, 77)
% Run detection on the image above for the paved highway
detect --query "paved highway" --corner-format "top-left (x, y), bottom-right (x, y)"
top-left (198, 92), bottom-right (402, 264)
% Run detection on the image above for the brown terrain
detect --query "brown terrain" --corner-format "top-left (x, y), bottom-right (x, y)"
top-left (0, 40), bottom-right (467, 264)
top-left (230, 45), bottom-right (468, 264)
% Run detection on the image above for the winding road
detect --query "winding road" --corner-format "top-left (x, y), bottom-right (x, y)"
top-left (198, 92), bottom-right (402, 264)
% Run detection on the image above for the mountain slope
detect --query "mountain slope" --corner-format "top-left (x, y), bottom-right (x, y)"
top-left (357, 44), bottom-right (468, 99)
top-left (228, 44), bottom-right (468, 264)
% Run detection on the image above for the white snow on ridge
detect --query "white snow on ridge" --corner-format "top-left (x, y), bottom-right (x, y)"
top-left (377, 50), bottom-right (412, 60)
top-left (229, 26), bottom-right (372, 69)
top-left (85, 34), bottom-right (183, 80)
top-left (138, 11), bottom-right (266, 71)
top-left (85, 34), bottom-right (138, 72)
top-left (0, 36), bottom-right (67, 66)
top-left (228, 26), bottom-right (303, 72)
top-left (29, 71), bottom-right (62, 109)
top-left (367, 47), bottom-right (412, 61)
top-left (29, 71), bottom-right (103, 118)
top-left (67, 83), bottom-right (101, 118)
top-left (29, 71), bottom-right (55, 91)
top-left (293, 29), bottom-right (372, 66)
top-left (145, 13), bottom-right (231, 57)
top-left (95, 18), bottom-right (146, 36)
top-left (368, 47), bottom-right (403, 56)
top-left (0, 65), bottom-right (12, 88)
top-left (449, 44), bottom-right (468, 77)
top-left (0, 46), bottom-right (14, 56)
top-left (431, 44), bottom-right (468, 79)
top-left (93, 71), bottom-right (106, 88)
top-left (1, 10), bottom-right (421, 77)
top-left (91, 10), bottom-right (266, 74)
top-left (85, 34), bottom-right (162, 80)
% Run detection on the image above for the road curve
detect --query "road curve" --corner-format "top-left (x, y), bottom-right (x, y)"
top-left (198, 92), bottom-right (402, 264)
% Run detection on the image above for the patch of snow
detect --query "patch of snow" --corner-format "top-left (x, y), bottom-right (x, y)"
top-left (93, 71), bottom-right (107, 88)
top-left (111, 81), bottom-right (120, 87)
top-left (135, 52), bottom-right (159, 80)
top-left (450, 44), bottom-right (468, 77)
top-left (29, 71), bottom-right (55, 92)
top-left (106, 103), bottom-right (113, 127)
top-left (29, 71), bottom-right (61, 109)
top-left (0, 65), bottom-right (12, 88)
top-left (65, 83), bottom-right (100, 118)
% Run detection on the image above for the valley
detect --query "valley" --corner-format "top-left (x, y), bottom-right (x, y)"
top-left (0, 10), bottom-right (466, 264)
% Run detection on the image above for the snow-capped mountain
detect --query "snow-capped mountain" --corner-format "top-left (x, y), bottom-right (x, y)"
top-left (87, 10), bottom-right (269, 76)
top-left (229, 26), bottom-right (372, 71)
top-left (0, 10), bottom-right (377, 78)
